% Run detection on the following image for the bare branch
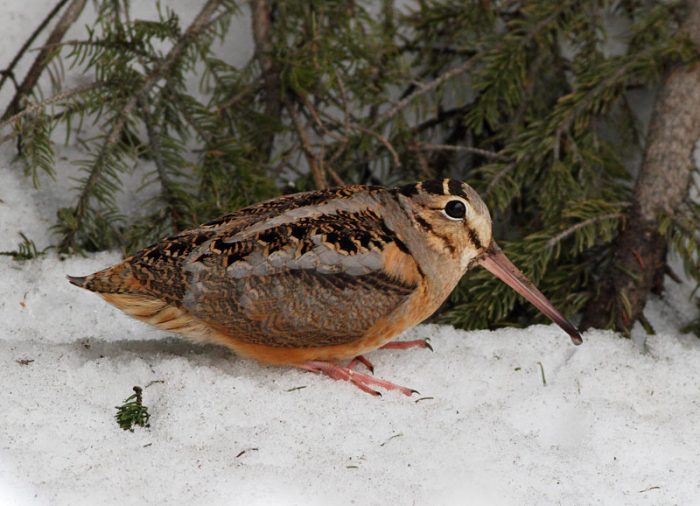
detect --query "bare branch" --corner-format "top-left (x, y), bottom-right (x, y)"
top-left (251, 0), bottom-right (283, 162)
top-left (412, 144), bottom-right (434, 179)
top-left (353, 123), bottom-right (401, 167)
top-left (324, 69), bottom-right (352, 166)
top-left (0, 0), bottom-right (70, 96)
top-left (327, 166), bottom-right (345, 186)
top-left (334, 69), bottom-right (351, 139)
top-left (1, 0), bottom-right (87, 121)
top-left (297, 93), bottom-right (346, 142)
top-left (285, 99), bottom-right (327, 189)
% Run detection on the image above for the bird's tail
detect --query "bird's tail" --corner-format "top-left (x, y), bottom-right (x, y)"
top-left (66, 262), bottom-right (141, 294)
top-left (67, 275), bottom-right (87, 288)
top-left (68, 262), bottom-right (210, 343)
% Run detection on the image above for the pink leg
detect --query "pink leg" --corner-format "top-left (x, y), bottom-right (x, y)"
top-left (298, 361), bottom-right (417, 397)
top-left (381, 338), bottom-right (433, 352)
top-left (348, 355), bottom-right (374, 374)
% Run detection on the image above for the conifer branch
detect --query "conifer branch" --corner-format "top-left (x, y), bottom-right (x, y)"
top-left (324, 70), bottom-right (352, 167)
top-left (3, 0), bottom-right (693, 336)
top-left (285, 98), bottom-right (327, 189)
top-left (216, 82), bottom-right (257, 113)
top-left (484, 163), bottom-right (515, 196)
top-left (412, 142), bottom-right (510, 162)
top-left (142, 101), bottom-right (186, 231)
top-left (546, 213), bottom-right (623, 249)
top-left (301, 92), bottom-right (402, 169)
top-left (410, 104), bottom-right (471, 135)
top-left (354, 123), bottom-right (402, 168)
top-left (113, 0), bottom-right (224, 132)
top-left (61, 0), bottom-right (225, 250)
top-left (0, 81), bottom-right (101, 135)
top-left (372, 56), bottom-right (477, 127)
top-left (1, 0), bottom-right (87, 121)
top-left (251, 0), bottom-right (283, 162)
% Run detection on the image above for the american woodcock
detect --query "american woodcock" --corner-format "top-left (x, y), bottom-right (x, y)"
top-left (69, 179), bottom-right (582, 396)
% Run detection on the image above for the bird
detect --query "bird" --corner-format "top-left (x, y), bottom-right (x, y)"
top-left (68, 179), bottom-right (582, 396)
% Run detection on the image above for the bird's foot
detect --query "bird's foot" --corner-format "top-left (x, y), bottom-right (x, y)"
top-left (348, 354), bottom-right (374, 374)
top-left (299, 360), bottom-right (417, 397)
top-left (381, 338), bottom-right (433, 352)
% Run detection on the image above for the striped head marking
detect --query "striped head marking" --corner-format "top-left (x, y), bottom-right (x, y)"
top-left (396, 179), bottom-right (492, 269)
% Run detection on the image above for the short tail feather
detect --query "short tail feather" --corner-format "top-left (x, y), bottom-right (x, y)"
top-left (67, 275), bottom-right (87, 288)
top-left (66, 263), bottom-right (134, 293)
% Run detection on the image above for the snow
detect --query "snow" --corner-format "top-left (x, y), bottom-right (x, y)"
top-left (2, 248), bottom-right (700, 506)
top-left (2, 2), bottom-right (700, 506)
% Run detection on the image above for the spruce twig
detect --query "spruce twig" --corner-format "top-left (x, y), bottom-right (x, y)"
top-left (115, 386), bottom-right (151, 432)
top-left (0, 232), bottom-right (44, 260)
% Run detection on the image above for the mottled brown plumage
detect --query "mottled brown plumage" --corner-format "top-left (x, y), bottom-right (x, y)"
top-left (69, 179), bottom-right (581, 396)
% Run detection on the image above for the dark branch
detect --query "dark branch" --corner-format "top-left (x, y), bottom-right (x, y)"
top-left (0, 0), bottom-right (70, 97)
top-left (1, 0), bottom-right (87, 121)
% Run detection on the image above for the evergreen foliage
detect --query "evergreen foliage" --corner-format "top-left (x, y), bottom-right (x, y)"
top-left (0, 232), bottom-right (45, 260)
top-left (1, 0), bottom-right (699, 333)
top-left (115, 386), bottom-right (151, 432)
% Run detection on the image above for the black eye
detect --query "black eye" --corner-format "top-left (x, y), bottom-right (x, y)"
top-left (444, 200), bottom-right (466, 220)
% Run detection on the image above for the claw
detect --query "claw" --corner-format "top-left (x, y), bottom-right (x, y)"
top-left (348, 355), bottom-right (375, 374)
top-left (298, 361), bottom-right (416, 397)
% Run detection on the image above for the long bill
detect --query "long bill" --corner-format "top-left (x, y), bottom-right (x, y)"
top-left (476, 242), bottom-right (583, 345)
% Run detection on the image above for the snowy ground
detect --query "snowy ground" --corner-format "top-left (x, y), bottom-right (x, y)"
top-left (3, 2), bottom-right (700, 506)
top-left (2, 242), bottom-right (700, 506)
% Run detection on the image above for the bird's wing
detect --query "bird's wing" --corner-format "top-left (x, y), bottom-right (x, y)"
top-left (103, 185), bottom-right (379, 302)
top-left (182, 205), bottom-right (422, 348)
top-left (196, 184), bottom-right (380, 234)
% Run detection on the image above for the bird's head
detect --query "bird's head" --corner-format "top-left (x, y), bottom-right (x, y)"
top-left (395, 179), bottom-right (582, 345)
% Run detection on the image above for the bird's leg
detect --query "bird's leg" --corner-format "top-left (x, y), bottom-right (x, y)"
top-left (298, 361), bottom-right (417, 397)
top-left (348, 355), bottom-right (374, 374)
top-left (381, 338), bottom-right (433, 352)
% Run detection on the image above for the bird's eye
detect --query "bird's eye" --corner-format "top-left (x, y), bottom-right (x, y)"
top-left (443, 200), bottom-right (466, 220)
